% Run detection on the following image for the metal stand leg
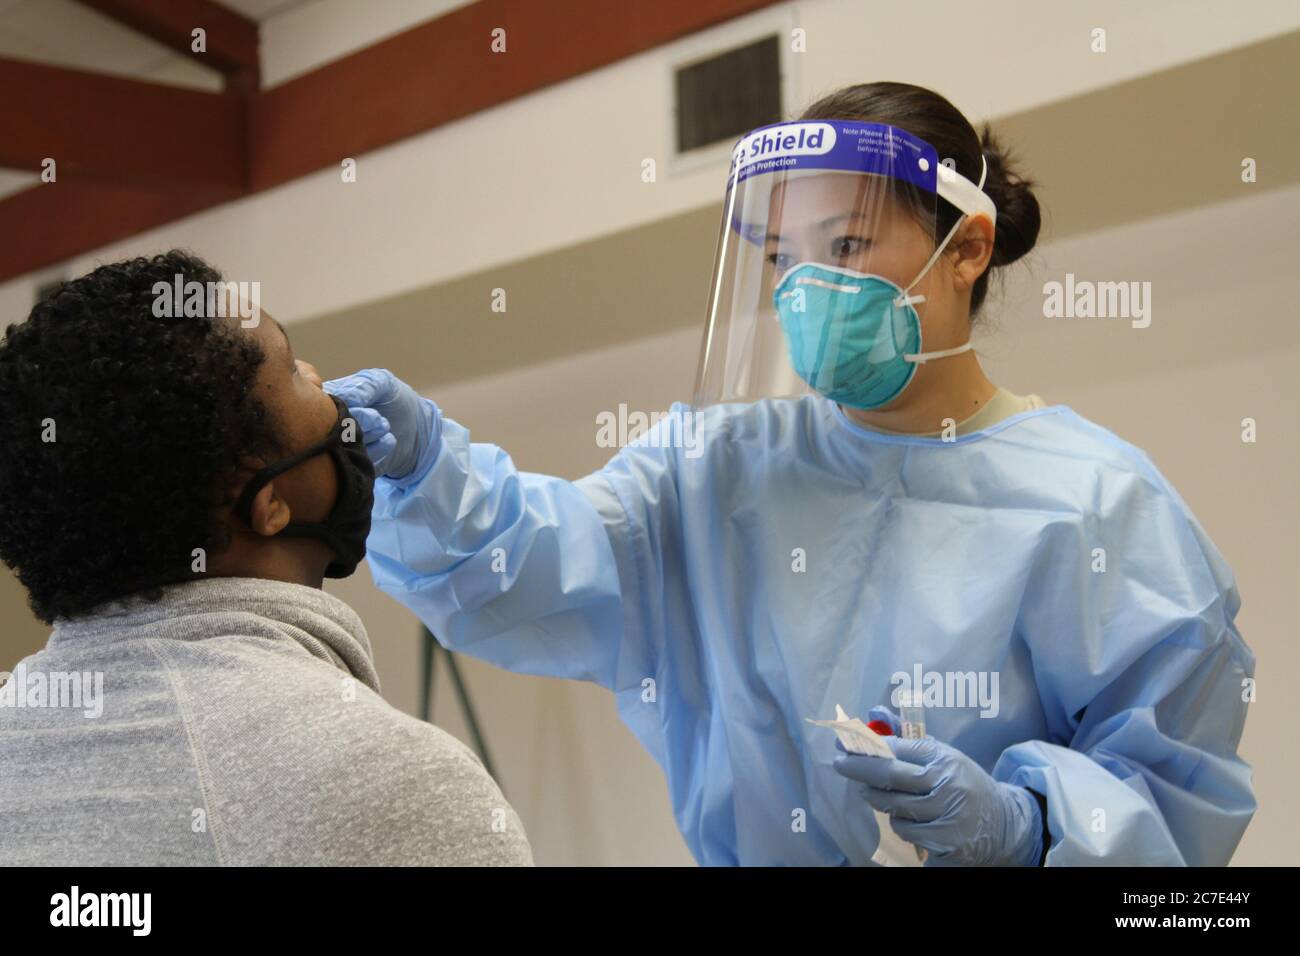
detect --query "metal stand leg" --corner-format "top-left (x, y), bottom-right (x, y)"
top-left (419, 626), bottom-right (502, 792)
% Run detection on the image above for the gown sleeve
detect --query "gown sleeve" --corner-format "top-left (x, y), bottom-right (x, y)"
top-left (995, 456), bottom-right (1256, 866)
top-left (364, 414), bottom-right (675, 702)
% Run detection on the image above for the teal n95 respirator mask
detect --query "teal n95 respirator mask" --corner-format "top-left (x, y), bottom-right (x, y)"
top-left (693, 119), bottom-right (996, 410)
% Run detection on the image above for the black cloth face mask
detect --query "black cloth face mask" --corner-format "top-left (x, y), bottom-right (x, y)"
top-left (234, 394), bottom-right (376, 578)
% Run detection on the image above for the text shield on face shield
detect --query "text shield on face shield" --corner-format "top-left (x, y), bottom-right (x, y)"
top-left (693, 120), bottom-right (940, 409)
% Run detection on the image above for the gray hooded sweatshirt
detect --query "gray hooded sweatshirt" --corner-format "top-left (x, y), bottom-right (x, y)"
top-left (0, 577), bottom-right (533, 866)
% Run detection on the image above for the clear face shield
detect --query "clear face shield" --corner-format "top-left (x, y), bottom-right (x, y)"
top-left (693, 120), bottom-right (996, 410)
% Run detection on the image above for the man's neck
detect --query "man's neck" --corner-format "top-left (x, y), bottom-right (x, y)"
top-left (206, 538), bottom-right (328, 590)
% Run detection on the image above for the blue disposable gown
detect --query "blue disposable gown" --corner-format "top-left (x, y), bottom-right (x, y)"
top-left (367, 396), bottom-right (1256, 865)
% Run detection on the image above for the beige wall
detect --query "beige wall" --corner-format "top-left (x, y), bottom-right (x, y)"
top-left (322, 327), bottom-right (706, 865)
top-left (0, 565), bottom-right (47, 667)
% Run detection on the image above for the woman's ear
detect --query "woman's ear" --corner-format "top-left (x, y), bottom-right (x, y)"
top-left (948, 214), bottom-right (995, 293)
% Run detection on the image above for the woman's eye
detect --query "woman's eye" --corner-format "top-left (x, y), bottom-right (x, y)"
top-left (766, 251), bottom-right (794, 272)
top-left (832, 237), bottom-right (869, 258)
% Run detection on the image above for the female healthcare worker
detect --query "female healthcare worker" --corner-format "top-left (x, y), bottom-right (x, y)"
top-left (327, 83), bottom-right (1255, 866)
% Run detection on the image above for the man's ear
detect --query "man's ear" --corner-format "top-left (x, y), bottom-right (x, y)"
top-left (231, 455), bottom-right (291, 537)
top-left (948, 214), bottom-right (995, 293)
top-left (245, 480), bottom-right (292, 537)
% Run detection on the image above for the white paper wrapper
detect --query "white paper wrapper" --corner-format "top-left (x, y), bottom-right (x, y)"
top-left (806, 705), bottom-right (925, 867)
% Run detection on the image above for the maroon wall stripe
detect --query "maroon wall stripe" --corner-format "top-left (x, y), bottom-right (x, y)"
top-left (251, 0), bottom-right (784, 190)
top-left (0, 0), bottom-right (783, 282)
top-left (0, 57), bottom-right (247, 189)
top-left (0, 179), bottom-right (243, 280)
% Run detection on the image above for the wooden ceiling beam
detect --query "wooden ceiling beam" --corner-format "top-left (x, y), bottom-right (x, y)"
top-left (76, 0), bottom-right (260, 90)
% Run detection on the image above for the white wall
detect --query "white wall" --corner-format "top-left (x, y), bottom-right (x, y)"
top-left (4, 0), bottom-right (1297, 320)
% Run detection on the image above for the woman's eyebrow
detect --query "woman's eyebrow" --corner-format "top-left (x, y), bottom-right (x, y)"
top-left (766, 212), bottom-right (872, 241)
top-left (815, 212), bottom-right (870, 229)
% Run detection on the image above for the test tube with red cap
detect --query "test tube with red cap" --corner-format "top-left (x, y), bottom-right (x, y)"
top-left (898, 690), bottom-right (926, 739)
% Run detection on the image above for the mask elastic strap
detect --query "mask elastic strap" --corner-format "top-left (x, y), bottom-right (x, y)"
top-left (233, 415), bottom-right (344, 523)
top-left (895, 155), bottom-right (987, 367)
top-left (903, 341), bottom-right (974, 364)
top-left (894, 154), bottom-right (989, 308)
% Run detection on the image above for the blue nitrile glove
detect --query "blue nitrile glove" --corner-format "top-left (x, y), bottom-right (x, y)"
top-left (324, 368), bottom-right (441, 481)
top-left (834, 708), bottom-right (1044, 867)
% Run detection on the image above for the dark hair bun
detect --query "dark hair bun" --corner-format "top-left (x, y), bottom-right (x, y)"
top-left (978, 123), bottom-right (1041, 266)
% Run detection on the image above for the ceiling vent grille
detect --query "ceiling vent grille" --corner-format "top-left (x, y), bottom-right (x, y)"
top-left (674, 35), bottom-right (782, 154)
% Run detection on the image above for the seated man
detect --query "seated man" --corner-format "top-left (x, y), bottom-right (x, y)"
top-left (0, 251), bottom-right (532, 866)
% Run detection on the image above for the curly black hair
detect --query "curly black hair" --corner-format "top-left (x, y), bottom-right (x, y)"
top-left (0, 251), bottom-right (276, 623)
